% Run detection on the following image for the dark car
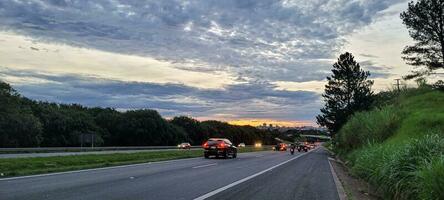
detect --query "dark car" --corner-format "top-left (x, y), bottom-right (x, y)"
top-left (203, 138), bottom-right (237, 159)
top-left (297, 143), bottom-right (309, 152)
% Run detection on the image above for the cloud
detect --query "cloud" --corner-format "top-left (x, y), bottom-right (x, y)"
top-left (0, 0), bottom-right (410, 123)
top-left (0, 67), bottom-right (321, 121)
top-left (359, 60), bottom-right (394, 78)
top-left (0, 0), bottom-right (405, 83)
top-left (0, 32), bottom-right (235, 89)
top-left (359, 54), bottom-right (378, 58)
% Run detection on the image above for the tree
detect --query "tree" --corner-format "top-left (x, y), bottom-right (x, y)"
top-left (0, 81), bottom-right (43, 147)
top-left (400, 0), bottom-right (444, 79)
top-left (317, 52), bottom-right (374, 135)
top-left (171, 116), bottom-right (206, 145)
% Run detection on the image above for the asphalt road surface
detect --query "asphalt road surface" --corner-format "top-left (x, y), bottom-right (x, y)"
top-left (0, 147), bottom-right (339, 200)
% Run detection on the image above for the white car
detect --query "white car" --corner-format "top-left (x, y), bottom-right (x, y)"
top-left (177, 142), bottom-right (191, 149)
top-left (238, 143), bottom-right (246, 147)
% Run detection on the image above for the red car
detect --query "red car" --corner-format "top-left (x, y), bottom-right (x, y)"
top-left (202, 138), bottom-right (237, 159)
top-left (274, 143), bottom-right (287, 151)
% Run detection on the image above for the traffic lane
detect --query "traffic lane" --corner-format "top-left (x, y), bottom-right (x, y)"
top-left (0, 151), bottom-right (270, 194)
top-left (0, 149), bottom-right (199, 159)
top-left (208, 148), bottom-right (339, 200)
top-left (0, 151), bottom-right (303, 200)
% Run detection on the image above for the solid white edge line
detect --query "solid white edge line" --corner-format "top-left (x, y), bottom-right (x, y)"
top-left (193, 152), bottom-right (309, 200)
top-left (328, 156), bottom-right (347, 200)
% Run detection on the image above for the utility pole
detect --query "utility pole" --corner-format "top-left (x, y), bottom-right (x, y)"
top-left (394, 79), bottom-right (403, 92)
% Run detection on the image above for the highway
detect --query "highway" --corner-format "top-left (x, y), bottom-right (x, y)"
top-left (0, 147), bottom-right (340, 200)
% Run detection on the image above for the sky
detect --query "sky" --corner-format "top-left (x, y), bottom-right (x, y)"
top-left (0, 0), bottom-right (418, 126)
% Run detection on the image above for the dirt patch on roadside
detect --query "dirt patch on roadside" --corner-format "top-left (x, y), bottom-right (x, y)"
top-left (329, 158), bottom-right (380, 200)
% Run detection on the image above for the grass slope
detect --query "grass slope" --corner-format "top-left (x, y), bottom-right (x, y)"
top-left (337, 88), bottom-right (444, 200)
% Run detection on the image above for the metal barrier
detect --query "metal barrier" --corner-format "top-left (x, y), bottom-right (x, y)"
top-left (0, 146), bottom-right (202, 153)
top-left (0, 145), bottom-right (274, 154)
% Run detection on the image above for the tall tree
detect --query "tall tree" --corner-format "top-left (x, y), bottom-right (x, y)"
top-left (317, 52), bottom-right (374, 135)
top-left (400, 0), bottom-right (444, 79)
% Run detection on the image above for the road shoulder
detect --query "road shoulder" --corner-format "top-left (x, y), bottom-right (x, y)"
top-left (328, 156), bottom-right (381, 200)
top-left (328, 157), bottom-right (347, 200)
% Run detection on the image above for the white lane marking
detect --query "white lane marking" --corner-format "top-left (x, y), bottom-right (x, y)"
top-left (328, 159), bottom-right (347, 200)
top-left (192, 163), bottom-right (217, 169)
top-left (255, 155), bottom-right (264, 158)
top-left (0, 157), bottom-right (201, 181)
top-left (193, 152), bottom-right (308, 200)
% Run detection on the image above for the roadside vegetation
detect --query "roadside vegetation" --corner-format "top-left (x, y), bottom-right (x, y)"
top-left (0, 81), bottom-right (291, 148)
top-left (335, 87), bottom-right (444, 200)
top-left (316, 0), bottom-right (444, 199)
top-left (0, 146), bottom-right (270, 177)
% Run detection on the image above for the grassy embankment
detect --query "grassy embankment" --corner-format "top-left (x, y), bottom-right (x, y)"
top-left (335, 87), bottom-right (444, 200)
top-left (0, 146), bottom-right (270, 177)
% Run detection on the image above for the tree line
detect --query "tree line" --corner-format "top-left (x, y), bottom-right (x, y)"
top-left (0, 81), bottom-right (287, 148)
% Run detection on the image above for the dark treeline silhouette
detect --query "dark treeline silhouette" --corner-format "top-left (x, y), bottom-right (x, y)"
top-left (0, 81), bottom-right (285, 147)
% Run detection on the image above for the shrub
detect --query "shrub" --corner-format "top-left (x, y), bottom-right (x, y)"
top-left (337, 106), bottom-right (401, 152)
top-left (349, 134), bottom-right (444, 200)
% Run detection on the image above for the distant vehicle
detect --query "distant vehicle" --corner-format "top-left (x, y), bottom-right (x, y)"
top-left (203, 138), bottom-right (237, 159)
top-left (238, 143), bottom-right (246, 147)
top-left (177, 142), bottom-right (191, 149)
top-left (297, 143), bottom-right (308, 152)
top-left (274, 143), bottom-right (287, 151)
top-left (254, 142), bottom-right (262, 148)
top-left (290, 143), bottom-right (295, 155)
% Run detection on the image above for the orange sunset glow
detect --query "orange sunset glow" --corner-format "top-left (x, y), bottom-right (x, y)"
top-left (227, 119), bottom-right (315, 127)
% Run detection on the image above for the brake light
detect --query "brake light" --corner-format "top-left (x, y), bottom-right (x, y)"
top-left (202, 142), bottom-right (209, 148)
top-left (218, 142), bottom-right (226, 148)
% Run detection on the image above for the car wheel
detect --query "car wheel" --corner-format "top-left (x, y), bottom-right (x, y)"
top-left (232, 152), bottom-right (237, 158)
top-left (204, 153), bottom-right (209, 158)
top-left (223, 151), bottom-right (228, 159)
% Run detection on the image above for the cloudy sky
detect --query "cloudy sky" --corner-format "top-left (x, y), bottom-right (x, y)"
top-left (0, 0), bottom-right (416, 126)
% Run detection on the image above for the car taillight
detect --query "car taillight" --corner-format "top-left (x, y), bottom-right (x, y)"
top-left (202, 142), bottom-right (209, 148)
top-left (218, 142), bottom-right (226, 148)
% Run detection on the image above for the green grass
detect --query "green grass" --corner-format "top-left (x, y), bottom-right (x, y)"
top-left (418, 156), bottom-right (444, 200)
top-left (337, 106), bottom-right (401, 152)
top-left (0, 147), bottom-right (270, 177)
top-left (336, 88), bottom-right (444, 199)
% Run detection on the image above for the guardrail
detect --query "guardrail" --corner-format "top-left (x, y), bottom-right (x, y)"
top-left (0, 145), bottom-right (274, 154)
top-left (0, 146), bottom-right (203, 154)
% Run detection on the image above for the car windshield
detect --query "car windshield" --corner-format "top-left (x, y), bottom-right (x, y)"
top-left (207, 140), bottom-right (224, 145)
